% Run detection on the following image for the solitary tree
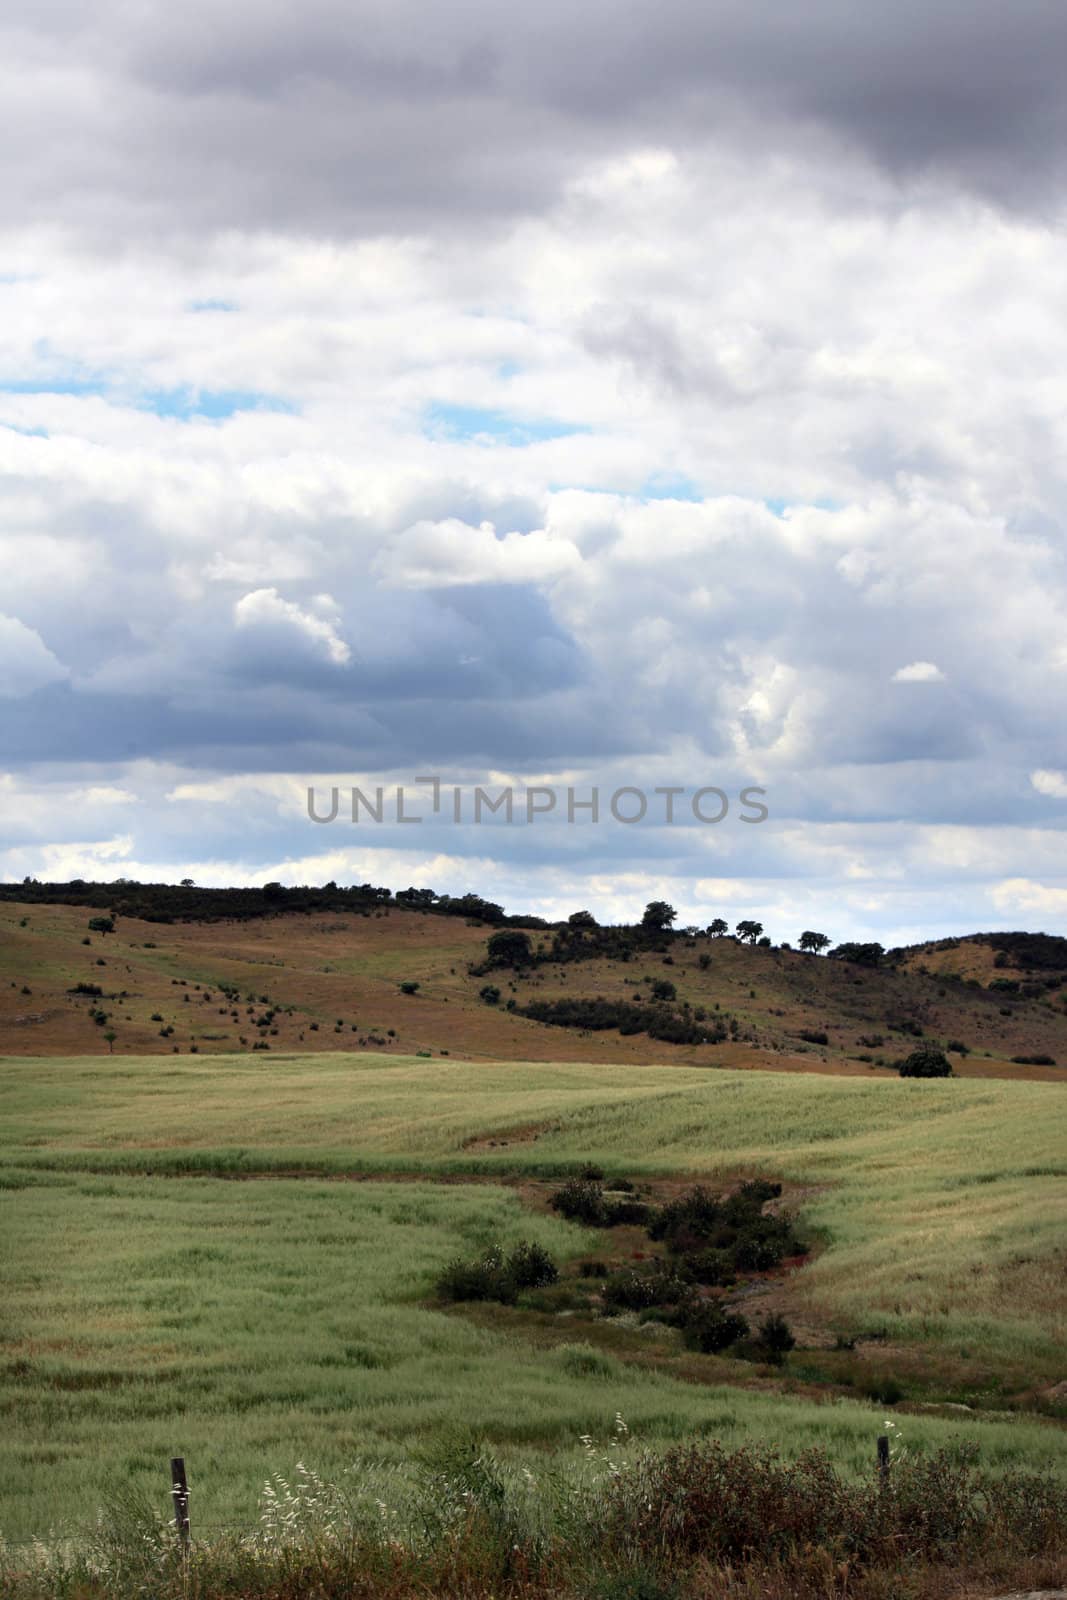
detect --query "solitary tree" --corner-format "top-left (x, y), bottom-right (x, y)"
top-left (707, 918), bottom-right (729, 937)
top-left (103, 1029), bottom-right (117, 1054)
top-left (736, 920), bottom-right (764, 944)
top-left (798, 930), bottom-right (831, 954)
top-left (568, 910), bottom-right (597, 929)
top-left (87, 915), bottom-right (114, 935)
top-left (642, 901), bottom-right (677, 931)
top-left (899, 1047), bottom-right (953, 1078)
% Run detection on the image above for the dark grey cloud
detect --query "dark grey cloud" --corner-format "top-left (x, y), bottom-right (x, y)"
top-left (4, 0), bottom-right (1067, 242)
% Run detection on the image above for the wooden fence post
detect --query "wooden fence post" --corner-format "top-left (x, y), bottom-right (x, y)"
top-left (170, 1456), bottom-right (190, 1546)
top-left (877, 1435), bottom-right (890, 1482)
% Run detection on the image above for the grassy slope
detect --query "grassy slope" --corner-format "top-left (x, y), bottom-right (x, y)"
top-left (1, 1052), bottom-right (1065, 1541)
top-left (4, 901), bottom-right (1067, 1077)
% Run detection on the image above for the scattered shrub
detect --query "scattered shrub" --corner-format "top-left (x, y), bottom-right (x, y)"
top-left (601, 1264), bottom-right (691, 1314)
top-left (797, 1028), bottom-right (829, 1046)
top-left (506, 1240), bottom-right (559, 1289)
top-left (551, 1177), bottom-right (609, 1224)
top-left (898, 1047), bottom-right (954, 1077)
top-left (436, 1246), bottom-right (517, 1305)
top-left (436, 1240), bottom-right (559, 1303)
top-left (755, 1312), bottom-right (796, 1362)
top-left (680, 1301), bottom-right (749, 1353)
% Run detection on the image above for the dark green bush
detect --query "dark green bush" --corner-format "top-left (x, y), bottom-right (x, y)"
top-left (436, 1246), bottom-right (518, 1305)
top-left (898, 1047), bottom-right (954, 1077)
top-left (601, 1264), bottom-right (691, 1314)
top-left (755, 1312), bottom-right (796, 1362)
top-left (679, 1301), bottom-right (749, 1353)
top-left (551, 1177), bottom-right (608, 1224)
top-left (436, 1239), bottom-right (560, 1303)
top-left (687, 1248), bottom-right (735, 1286)
top-left (507, 1240), bottom-right (559, 1289)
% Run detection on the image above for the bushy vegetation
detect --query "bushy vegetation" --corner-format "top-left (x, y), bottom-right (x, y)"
top-left (898, 1047), bottom-right (954, 1077)
top-left (550, 1177), bottom-right (650, 1227)
top-left (436, 1239), bottom-right (559, 1303)
top-left (3, 1434), bottom-right (1062, 1600)
top-left (602, 1438), bottom-right (1066, 1572)
top-left (679, 1300), bottom-right (750, 1353)
top-left (585, 1180), bottom-right (801, 1359)
top-left (520, 996), bottom-right (726, 1045)
top-left (647, 1180), bottom-right (798, 1273)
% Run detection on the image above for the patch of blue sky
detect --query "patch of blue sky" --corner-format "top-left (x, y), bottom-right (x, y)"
top-left (0, 376), bottom-right (104, 397)
top-left (765, 495), bottom-right (843, 515)
top-left (187, 298), bottom-right (238, 312)
top-left (637, 472), bottom-right (703, 501)
top-left (0, 420), bottom-right (49, 438)
top-left (423, 401), bottom-right (589, 445)
top-left (138, 388), bottom-right (296, 420)
top-left (0, 370), bottom-right (293, 421)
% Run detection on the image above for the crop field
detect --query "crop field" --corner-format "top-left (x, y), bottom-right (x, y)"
top-left (2, 1051), bottom-right (1065, 1546)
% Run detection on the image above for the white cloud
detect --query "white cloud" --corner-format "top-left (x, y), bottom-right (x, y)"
top-left (374, 519), bottom-right (581, 589)
top-left (892, 661), bottom-right (944, 683)
top-left (233, 588), bottom-right (351, 666)
top-left (1030, 769), bottom-right (1067, 799)
top-left (991, 877), bottom-right (1067, 916)
top-left (79, 786), bottom-right (137, 805)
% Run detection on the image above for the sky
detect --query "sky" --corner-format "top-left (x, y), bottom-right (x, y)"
top-left (3, 0), bottom-right (1067, 944)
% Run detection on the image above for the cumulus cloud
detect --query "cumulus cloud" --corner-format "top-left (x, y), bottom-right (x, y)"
top-left (374, 519), bottom-right (581, 589)
top-left (233, 588), bottom-right (351, 667)
top-left (4, 4), bottom-right (1067, 937)
top-left (991, 877), bottom-right (1067, 916)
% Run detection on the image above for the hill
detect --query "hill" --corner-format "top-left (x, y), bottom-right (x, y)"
top-left (3, 888), bottom-right (1067, 1079)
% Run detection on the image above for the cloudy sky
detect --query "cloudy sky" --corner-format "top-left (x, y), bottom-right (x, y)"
top-left (4, 0), bottom-right (1067, 943)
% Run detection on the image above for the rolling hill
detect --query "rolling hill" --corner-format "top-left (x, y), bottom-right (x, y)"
top-left (2, 886), bottom-right (1067, 1079)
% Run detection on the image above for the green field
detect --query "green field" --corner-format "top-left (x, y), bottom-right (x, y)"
top-left (2, 1052), bottom-right (1065, 1542)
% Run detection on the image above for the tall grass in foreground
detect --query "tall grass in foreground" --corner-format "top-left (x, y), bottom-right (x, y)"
top-left (2, 1429), bottom-right (1063, 1600)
